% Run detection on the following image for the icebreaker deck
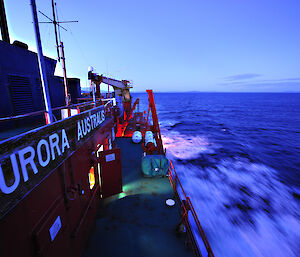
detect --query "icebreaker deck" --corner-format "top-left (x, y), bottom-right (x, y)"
top-left (0, 2), bottom-right (215, 256)
top-left (83, 138), bottom-right (193, 257)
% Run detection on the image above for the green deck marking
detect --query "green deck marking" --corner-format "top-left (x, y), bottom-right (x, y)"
top-left (83, 138), bottom-right (193, 257)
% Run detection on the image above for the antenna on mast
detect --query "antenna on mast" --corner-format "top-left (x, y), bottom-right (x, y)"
top-left (51, 0), bottom-right (59, 59)
top-left (38, 0), bottom-right (78, 108)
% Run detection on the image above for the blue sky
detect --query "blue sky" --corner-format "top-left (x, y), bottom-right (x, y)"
top-left (3, 0), bottom-right (300, 92)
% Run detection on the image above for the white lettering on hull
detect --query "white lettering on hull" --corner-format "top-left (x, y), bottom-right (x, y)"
top-left (61, 129), bottom-right (70, 153)
top-left (0, 108), bottom-right (104, 195)
top-left (19, 146), bottom-right (38, 182)
top-left (0, 154), bottom-right (20, 194)
top-left (37, 139), bottom-right (51, 167)
top-left (77, 110), bottom-right (105, 142)
top-left (0, 129), bottom-right (70, 194)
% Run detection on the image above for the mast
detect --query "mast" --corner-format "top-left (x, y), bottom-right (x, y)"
top-left (51, 0), bottom-right (69, 106)
top-left (0, 0), bottom-right (10, 43)
top-left (60, 41), bottom-right (69, 105)
top-left (51, 0), bottom-right (60, 59)
top-left (37, 1), bottom-right (77, 108)
top-left (30, 0), bottom-right (53, 124)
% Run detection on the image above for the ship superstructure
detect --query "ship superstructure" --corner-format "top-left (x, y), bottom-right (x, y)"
top-left (0, 1), bottom-right (214, 256)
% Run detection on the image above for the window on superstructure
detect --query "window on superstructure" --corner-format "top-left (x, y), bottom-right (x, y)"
top-left (88, 166), bottom-right (95, 190)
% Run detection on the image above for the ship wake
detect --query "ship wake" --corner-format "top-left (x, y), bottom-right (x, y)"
top-left (162, 132), bottom-right (300, 257)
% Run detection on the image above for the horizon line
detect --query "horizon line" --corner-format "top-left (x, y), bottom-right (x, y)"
top-left (130, 91), bottom-right (300, 93)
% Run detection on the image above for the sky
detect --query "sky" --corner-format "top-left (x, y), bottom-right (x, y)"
top-left (2, 0), bottom-right (300, 92)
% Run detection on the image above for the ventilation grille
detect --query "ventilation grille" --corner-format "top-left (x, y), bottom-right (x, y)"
top-left (8, 75), bottom-right (34, 115)
top-left (35, 78), bottom-right (45, 110)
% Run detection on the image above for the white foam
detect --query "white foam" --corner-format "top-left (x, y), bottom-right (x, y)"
top-left (162, 133), bottom-right (212, 159)
top-left (166, 134), bottom-right (300, 257)
top-left (159, 119), bottom-right (178, 127)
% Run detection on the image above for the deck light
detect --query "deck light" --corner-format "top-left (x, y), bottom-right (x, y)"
top-left (166, 198), bottom-right (175, 207)
top-left (88, 166), bottom-right (95, 189)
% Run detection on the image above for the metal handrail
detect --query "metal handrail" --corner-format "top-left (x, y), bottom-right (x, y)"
top-left (0, 99), bottom-right (113, 123)
top-left (103, 99), bottom-right (114, 108)
top-left (169, 160), bottom-right (215, 257)
top-left (0, 109), bottom-right (49, 122)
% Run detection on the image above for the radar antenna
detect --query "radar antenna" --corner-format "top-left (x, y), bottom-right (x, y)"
top-left (38, 0), bottom-right (78, 107)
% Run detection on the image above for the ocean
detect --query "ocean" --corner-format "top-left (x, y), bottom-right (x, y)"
top-left (133, 92), bottom-right (300, 257)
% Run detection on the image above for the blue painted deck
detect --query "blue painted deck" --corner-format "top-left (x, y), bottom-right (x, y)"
top-left (83, 138), bottom-right (193, 257)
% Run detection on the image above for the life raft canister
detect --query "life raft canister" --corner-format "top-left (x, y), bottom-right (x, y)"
top-left (132, 131), bottom-right (142, 143)
top-left (144, 131), bottom-right (157, 154)
top-left (145, 131), bottom-right (157, 146)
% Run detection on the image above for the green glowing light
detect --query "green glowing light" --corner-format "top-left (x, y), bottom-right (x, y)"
top-left (117, 192), bottom-right (127, 199)
top-left (123, 179), bottom-right (172, 196)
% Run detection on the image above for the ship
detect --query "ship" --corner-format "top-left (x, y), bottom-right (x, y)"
top-left (0, 1), bottom-right (214, 256)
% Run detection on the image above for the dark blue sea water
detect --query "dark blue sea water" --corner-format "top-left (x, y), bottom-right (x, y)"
top-left (133, 93), bottom-right (300, 257)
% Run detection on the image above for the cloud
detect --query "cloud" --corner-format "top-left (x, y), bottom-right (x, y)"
top-left (219, 80), bottom-right (300, 92)
top-left (260, 77), bottom-right (300, 83)
top-left (221, 77), bottom-right (300, 86)
top-left (225, 73), bottom-right (262, 81)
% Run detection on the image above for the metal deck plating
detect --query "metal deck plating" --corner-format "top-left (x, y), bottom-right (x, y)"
top-left (83, 138), bottom-right (193, 257)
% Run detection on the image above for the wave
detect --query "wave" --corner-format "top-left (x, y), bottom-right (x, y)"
top-left (178, 160), bottom-right (299, 257)
top-left (159, 119), bottom-right (181, 128)
top-left (162, 132), bottom-right (213, 159)
top-left (163, 131), bottom-right (300, 257)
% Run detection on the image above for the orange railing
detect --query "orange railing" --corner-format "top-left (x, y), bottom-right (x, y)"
top-left (168, 160), bottom-right (215, 257)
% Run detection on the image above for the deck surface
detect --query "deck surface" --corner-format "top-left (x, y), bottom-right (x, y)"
top-left (82, 138), bottom-right (193, 257)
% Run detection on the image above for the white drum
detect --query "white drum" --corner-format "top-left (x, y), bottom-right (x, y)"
top-left (132, 131), bottom-right (142, 143)
top-left (145, 131), bottom-right (156, 146)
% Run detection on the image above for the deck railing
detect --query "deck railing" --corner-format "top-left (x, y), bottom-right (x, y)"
top-left (0, 98), bottom-right (115, 123)
top-left (168, 160), bottom-right (215, 257)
